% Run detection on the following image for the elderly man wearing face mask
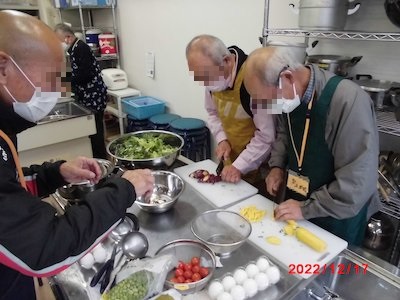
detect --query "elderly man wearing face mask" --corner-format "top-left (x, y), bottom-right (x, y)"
top-left (243, 47), bottom-right (381, 246)
top-left (186, 35), bottom-right (275, 185)
top-left (0, 11), bottom-right (154, 299)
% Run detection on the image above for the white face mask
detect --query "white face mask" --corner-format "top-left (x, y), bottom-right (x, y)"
top-left (207, 74), bottom-right (231, 92)
top-left (3, 57), bottom-right (60, 123)
top-left (62, 42), bottom-right (69, 51)
top-left (278, 77), bottom-right (301, 114)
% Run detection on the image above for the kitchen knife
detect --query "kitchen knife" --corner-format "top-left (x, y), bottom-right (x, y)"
top-left (216, 158), bottom-right (224, 176)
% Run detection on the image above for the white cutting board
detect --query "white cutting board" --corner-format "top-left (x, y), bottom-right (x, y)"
top-left (226, 194), bottom-right (348, 279)
top-left (174, 160), bottom-right (258, 208)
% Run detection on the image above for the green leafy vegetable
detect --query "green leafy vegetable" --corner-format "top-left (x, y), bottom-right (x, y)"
top-left (113, 133), bottom-right (179, 160)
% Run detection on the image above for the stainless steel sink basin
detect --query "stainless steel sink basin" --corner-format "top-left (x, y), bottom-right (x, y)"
top-left (37, 101), bottom-right (91, 124)
top-left (289, 251), bottom-right (400, 300)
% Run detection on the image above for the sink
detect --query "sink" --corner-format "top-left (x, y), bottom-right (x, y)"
top-left (37, 101), bottom-right (91, 124)
top-left (289, 251), bottom-right (400, 300)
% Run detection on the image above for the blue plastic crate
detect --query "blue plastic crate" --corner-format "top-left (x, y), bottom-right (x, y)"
top-left (122, 96), bottom-right (165, 120)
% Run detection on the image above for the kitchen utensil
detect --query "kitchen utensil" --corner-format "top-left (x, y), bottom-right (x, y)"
top-left (385, 0), bottom-right (400, 28)
top-left (135, 171), bottom-right (184, 213)
top-left (378, 169), bottom-right (400, 196)
top-left (90, 244), bottom-right (117, 289)
top-left (155, 239), bottom-right (216, 295)
top-left (226, 194), bottom-right (348, 279)
top-left (109, 214), bottom-right (140, 243)
top-left (191, 210), bottom-right (252, 256)
top-left (354, 74), bottom-right (393, 109)
top-left (306, 55), bottom-right (362, 77)
top-left (290, 0), bottom-right (361, 30)
top-left (264, 40), bottom-right (319, 63)
top-left (363, 212), bottom-right (395, 251)
top-left (121, 231), bottom-right (149, 260)
top-left (216, 158), bottom-right (224, 176)
top-left (174, 160), bottom-right (258, 208)
top-left (107, 130), bottom-right (184, 169)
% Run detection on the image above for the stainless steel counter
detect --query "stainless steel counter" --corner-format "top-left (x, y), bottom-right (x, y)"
top-left (126, 177), bottom-right (301, 299)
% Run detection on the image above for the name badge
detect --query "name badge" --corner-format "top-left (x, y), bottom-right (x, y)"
top-left (287, 170), bottom-right (310, 197)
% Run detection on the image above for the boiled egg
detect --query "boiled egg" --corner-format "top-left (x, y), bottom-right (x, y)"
top-left (256, 257), bottom-right (270, 272)
top-left (233, 268), bottom-right (248, 285)
top-left (266, 265), bottom-right (280, 284)
top-left (217, 292), bottom-right (233, 300)
top-left (79, 253), bottom-right (95, 269)
top-left (222, 275), bottom-right (236, 292)
top-left (245, 263), bottom-right (259, 278)
top-left (208, 281), bottom-right (224, 299)
top-left (230, 285), bottom-right (246, 300)
top-left (242, 278), bottom-right (258, 298)
top-left (254, 272), bottom-right (270, 290)
top-left (92, 245), bottom-right (107, 263)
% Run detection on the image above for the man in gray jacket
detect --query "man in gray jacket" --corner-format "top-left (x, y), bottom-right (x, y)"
top-left (243, 47), bottom-right (381, 245)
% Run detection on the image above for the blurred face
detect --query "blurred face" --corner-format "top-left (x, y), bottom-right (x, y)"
top-left (244, 71), bottom-right (296, 114)
top-left (55, 30), bottom-right (75, 46)
top-left (0, 46), bottom-right (68, 105)
top-left (187, 51), bottom-right (231, 87)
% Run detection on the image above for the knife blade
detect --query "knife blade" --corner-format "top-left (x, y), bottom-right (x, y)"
top-left (216, 158), bottom-right (224, 176)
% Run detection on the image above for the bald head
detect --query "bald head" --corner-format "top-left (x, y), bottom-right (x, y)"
top-left (0, 10), bottom-right (63, 65)
top-left (186, 34), bottom-right (230, 65)
top-left (0, 11), bottom-right (65, 106)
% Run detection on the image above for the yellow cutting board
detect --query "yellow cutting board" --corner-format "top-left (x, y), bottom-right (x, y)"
top-left (227, 194), bottom-right (348, 279)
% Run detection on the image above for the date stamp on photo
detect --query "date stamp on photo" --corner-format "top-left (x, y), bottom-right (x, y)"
top-left (288, 263), bottom-right (369, 275)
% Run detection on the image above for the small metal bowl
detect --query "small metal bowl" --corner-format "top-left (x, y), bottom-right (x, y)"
top-left (155, 239), bottom-right (216, 294)
top-left (191, 210), bottom-right (252, 257)
top-left (135, 171), bottom-right (184, 213)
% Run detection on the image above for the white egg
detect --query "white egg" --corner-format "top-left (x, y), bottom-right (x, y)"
top-left (79, 253), bottom-right (95, 269)
top-left (233, 268), bottom-right (248, 285)
top-left (208, 281), bottom-right (224, 299)
top-left (242, 278), bottom-right (258, 298)
top-left (217, 292), bottom-right (233, 300)
top-left (92, 245), bottom-right (107, 263)
top-left (245, 263), bottom-right (259, 278)
top-left (230, 285), bottom-right (246, 300)
top-left (256, 257), bottom-right (270, 272)
top-left (254, 272), bottom-right (270, 291)
top-left (266, 266), bottom-right (281, 284)
top-left (222, 276), bottom-right (236, 292)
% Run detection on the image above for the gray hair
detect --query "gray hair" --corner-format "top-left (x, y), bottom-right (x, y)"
top-left (253, 47), bottom-right (302, 86)
top-left (54, 23), bottom-right (75, 36)
top-left (186, 34), bottom-right (230, 65)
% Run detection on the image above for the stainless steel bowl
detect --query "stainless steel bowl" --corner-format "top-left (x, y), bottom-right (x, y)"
top-left (135, 171), bottom-right (184, 213)
top-left (106, 130), bottom-right (184, 168)
top-left (191, 210), bottom-right (252, 257)
top-left (155, 239), bottom-right (216, 294)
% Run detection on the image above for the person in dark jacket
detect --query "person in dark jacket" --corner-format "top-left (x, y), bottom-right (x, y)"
top-left (54, 23), bottom-right (108, 159)
top-left (0, 11), bottom-right (154, 299)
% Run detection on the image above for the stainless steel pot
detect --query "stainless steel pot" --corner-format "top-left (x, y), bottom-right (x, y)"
top-left (306, 55), bottom-right (362, 76)
top-left (290, 0), bottom-right (361, 30)
top-left (354, 75), bottom-right (394, 109)
top-left (363, 212), bottom-right (394, 251)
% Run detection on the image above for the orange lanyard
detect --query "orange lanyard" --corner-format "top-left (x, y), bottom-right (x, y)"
top-left (0, 130), bottom-right (27, 190)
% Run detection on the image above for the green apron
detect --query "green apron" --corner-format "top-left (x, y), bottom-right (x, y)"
top-left (285, 76), bottom-right (368, 246)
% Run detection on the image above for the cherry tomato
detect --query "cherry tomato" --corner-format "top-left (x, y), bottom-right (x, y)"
top-left (183, 263), bottom-right (192, 271)
top-left (176, 276), bottom-right (185, 283)
top-left (170, 277), bottom-right (179, 283)
top-left (191, 256), bottom-right (200, 266)
top-left (183, 270), bottom-right (193, 279)
top-left (175, 268), bottom-right (184, 277)
top-left (185, 279), bottom-right (193, 283)
top-left (192, 273), bottom-right (201, 282)
top-left (199, 267), bottom-right (209, 278)
top-left (177, 261), bottom-right (185, 270)
top-left (192, 265), bottom-right (200, 273)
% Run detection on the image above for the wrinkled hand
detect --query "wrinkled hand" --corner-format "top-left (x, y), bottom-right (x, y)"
top-left (266, 167), bottom-right (284, 196)
top-left (216, 140), bottom-right (231, 161)
top-left (122, 169), bottom-right (154, 198)
top-left (60, 157), bottom-right (102, 184)
top-left (221, 165), bottom-right (241, 183)
top-left (274, 199), bottom-right (304, 221)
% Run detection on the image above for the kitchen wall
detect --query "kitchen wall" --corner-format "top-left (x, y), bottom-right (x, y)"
top-left (115, 0), bottom-right (265, 120)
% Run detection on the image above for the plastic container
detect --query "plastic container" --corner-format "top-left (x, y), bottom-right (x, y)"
top-left (85, 28), bottom-right (102, 45)
top-left (99, 33), bottom-right (117, 56)
top-left (122, 96), bottom-right (165, 120)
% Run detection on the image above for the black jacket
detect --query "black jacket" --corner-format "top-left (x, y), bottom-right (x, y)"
top-left (0, 104), bottom-right (135, 297)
